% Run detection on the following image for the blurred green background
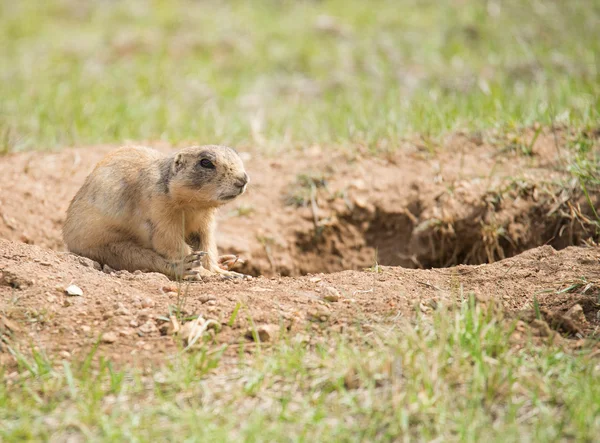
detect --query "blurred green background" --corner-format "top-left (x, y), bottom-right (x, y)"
top-left (1, 0), bottom-right (599, 152)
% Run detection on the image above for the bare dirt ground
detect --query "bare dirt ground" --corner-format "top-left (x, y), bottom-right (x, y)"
top-left (1, 127), bottom-right (599, 368)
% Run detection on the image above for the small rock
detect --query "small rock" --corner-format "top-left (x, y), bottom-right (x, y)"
top-left (103, 264), bottom-right (115, 274)
top-left (199, 294), bottom-right (216, 303)
top-left (309, 277), bottom-right (322, 283)
top-left (419, 301), bottom-right (435, 313)
top-left (63, 299), bottom-right (73, 307)
top-left (166, 291), bottom-right (178, 298)
top-left (114, 306), bottom-right (130, 316)
top-left (2, 270), bottom-right (34, 289)
top-left (137, 310), bottom-right (151, 324)
top-left (19, 234), bottom-right (32, 244)
top-left (114, 303), bottom-right (131, 316)
top-left (139, 320), bottom-right (158, 335)
top-left (307, 306), bottom-right (331, 322)
top-left (162, 284), bottom-right (178, 293)
top-left (129, 320), bottom-right (139, 328)
top-left (59, 351), bottom-right (71, 359)
top-left (323, 286), bottom-right (340, 302)
top-left (77, 256), bottom-right (102, 271)
top-left (46, 294), bottom-right (58, 303)
top-left (65, 285), bottom-right (83, 297)
top-left (141, 298), bottom-right (155, 308)
top-left (81, 325), bottom-right (91, 333)
top-left (353, 197), bottom-right (369, 209)
top-left (565, 304), bottom-right (588, 326)
top-left (245, 324), bottom-right (280, 342)
top-left (101, 332), bottom-right (118, 344)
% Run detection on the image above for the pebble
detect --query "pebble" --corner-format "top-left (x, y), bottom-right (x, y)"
top-left (65, 285), bottom-right (83, 297)
top-left (46, 293), bottom-right (58, 303)
top-left (101, 332), bottom-right (118, 344)
top-left (566, 304), bottom-right (587, 325)
top-left (162, 284), bottom-right (178, 293)
top-left (323, 286), bottom-right (340, 302)
top-left (245, 324), bottom-right (280, 342)
top-left (59, 351), bottom-right (71, 359)
top-left (141, 298), bottom-right (155, 308)
top-left (114, 305), bottom-right (131, 316)
top-left (199, 294), bottom-right (216, 303)
top-left (139, 321), bottom-right (158, 334)
top-left (307, 306), bottom-right (331, 322)
top-left (81, 325), bottom-right (91, 333)
top-left (77, 256), bottom-right (102, 271)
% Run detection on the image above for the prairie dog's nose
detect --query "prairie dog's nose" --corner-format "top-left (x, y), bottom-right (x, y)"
top-left (235, 172), bottom-right (249, 188)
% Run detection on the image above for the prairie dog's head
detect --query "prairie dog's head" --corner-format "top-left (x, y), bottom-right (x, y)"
top-left (169, 145), bottom-right (249, 207)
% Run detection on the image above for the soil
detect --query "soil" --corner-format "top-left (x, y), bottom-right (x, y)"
top-left (1, 126), bottom-right (599, 368)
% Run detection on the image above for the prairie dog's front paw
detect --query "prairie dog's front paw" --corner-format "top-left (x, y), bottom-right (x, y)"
top-left (169, 251), bottom-right (208, 277)
top-left (214, 267), bottom-right (251, 280)
top-left (218, 254), bottom-right (245, 271)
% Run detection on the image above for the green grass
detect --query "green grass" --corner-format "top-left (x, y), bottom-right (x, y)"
top-left (2, 2), bottom-right (600, 440)
top-left (2, 299), bottom-right (599, 441)
top-left (1, 0), bottom-right (599, 151)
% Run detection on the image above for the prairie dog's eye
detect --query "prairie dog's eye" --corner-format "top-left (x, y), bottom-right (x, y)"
top-left (199, 159), bottom-right (215, 169)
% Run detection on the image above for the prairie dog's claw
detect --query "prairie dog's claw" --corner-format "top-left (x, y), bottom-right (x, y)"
top-left (171, 251), bottom-right (209, 274)
top-left (182, 271), bottom-right (203, 281)
top-left (216, 268), bottom-right (251, 280)
top-left (218, 254), bottom-right (245, 271)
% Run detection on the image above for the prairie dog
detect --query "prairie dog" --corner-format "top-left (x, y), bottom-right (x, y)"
top-left (63, 145), bottom-right (249, 280)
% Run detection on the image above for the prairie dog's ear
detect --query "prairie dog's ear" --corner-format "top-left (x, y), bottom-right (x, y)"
top-left (173, 153), bottom-right (185, 173)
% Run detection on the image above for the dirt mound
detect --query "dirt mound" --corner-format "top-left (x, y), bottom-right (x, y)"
top-left (1, 239), bottom-right (599, 367)
top-left (0, 127), bottom-right (598, 277)
top-left (1, 126), bottom-right (599, 366)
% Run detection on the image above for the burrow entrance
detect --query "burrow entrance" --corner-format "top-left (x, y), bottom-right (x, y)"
top-left (239, 171), bottom-right (600, 277)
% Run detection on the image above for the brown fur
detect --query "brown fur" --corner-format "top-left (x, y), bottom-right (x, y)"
top-left (63, 145), bottom-right (249, 279)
